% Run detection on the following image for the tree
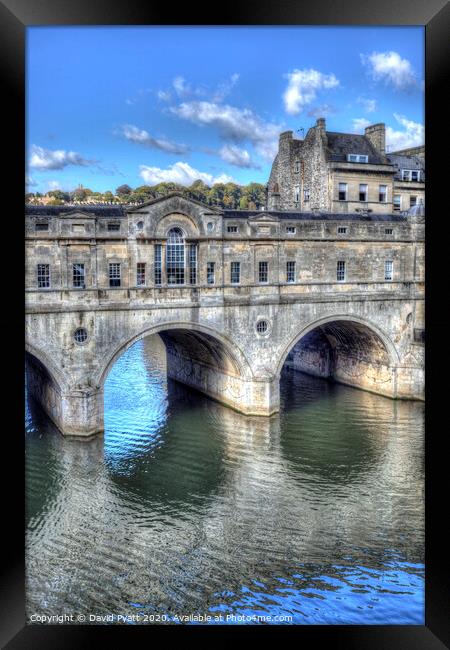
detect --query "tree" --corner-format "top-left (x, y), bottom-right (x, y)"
top-left (242, 182), bottom-right (265, 209)
top-left (47, 190), bottom-right (70, 202)
top-left (116, 184), bottom-right (132, 196)
top-left (239, 196), bottom-right (249, 210)
top-left (187, 180), bottom-right (209, 204)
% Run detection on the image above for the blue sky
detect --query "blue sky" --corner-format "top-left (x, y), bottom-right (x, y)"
top-left (26, 26), bottom-right (424, 193)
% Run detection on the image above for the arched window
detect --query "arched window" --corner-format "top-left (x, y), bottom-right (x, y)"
top-left (166, 227), bottom-right (185, 285)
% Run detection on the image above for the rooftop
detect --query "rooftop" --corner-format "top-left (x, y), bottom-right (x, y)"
top-left (25, 204), bottom-right (410, 222)
top-left (325, 132), bottom-right (388, 165)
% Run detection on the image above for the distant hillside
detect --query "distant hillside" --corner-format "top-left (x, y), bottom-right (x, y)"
top-left (26, 181), bottom-right (267, 211)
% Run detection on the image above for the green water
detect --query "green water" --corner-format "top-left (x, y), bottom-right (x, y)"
top-left (25, 335), bottom-right (424, 624)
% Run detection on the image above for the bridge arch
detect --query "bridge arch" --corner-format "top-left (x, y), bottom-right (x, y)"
top-left (25, 342), bottom-right (67, 393)
top-left (96, 321), bottom-right (254, 390)
top-left (276, 315), bottom-right (400, 399)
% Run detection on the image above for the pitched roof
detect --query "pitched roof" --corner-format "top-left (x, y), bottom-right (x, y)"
top-left (25, 204), bottom-right (126, 217)
top-left (223, 210), bottom-right (406, 222)
top-left (325, 132), bottom-right (388, 165)
top-left (386, 153), bottom-right (425, 181)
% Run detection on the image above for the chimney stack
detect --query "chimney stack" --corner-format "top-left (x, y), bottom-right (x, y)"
top-left (316, 117), bottom-right (326, 132)
top-left (364, 123), bottom-right (386, 156)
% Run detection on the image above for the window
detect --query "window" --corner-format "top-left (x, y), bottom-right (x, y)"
top-left (286, 261), bottom-right (296, 283)
top-left (294, 160), bottom-right (300, 173)
top-left (338, 226), bottom-right (347, 234)
top-left (338, 183), bottom-right (347, 201)
top-left (136, 221), bottom-right (144, 231)
top-left (154, 244), bottom-right (162, 285)
top-left (166, 227), bottom-right (185, 285)
top-left (385, 260), bottom-right (393, 281)
top-left (74, 328), bottom-right (88, 344)
top-left (347, 154), bottom-right (368, 163)
top-left (72, 263), bottom-right (85, 288)
top-left (37, 264), bottom-right (50, 288)
top-left (227, 225), bottom-right (238, 233)
top-left (359, 184), bottom-right (368, 202)
top-left (256, 320), bottom-right (269, 334)
top-left (286, 226), bottom-right (296, 234)
top-left (337, 261), bottom-right (346, 282)
top-left (258, 261), bottom-right (268, 283)
top-left (35, 222), bottom-right (48, 232)
top-left (303, 188), bottom-right (310, 203)
top-left (207, 262), bottom-right (215, 285)
top-left (379, 185), bottom-right (387, 202)
top-left (385, 228), bottom-right (393, 235)
top-left (136, 262), bottom-right (146, 286)
top-left (107, 222), bottom-right (120, 232)
top-left (189, 243), bottom-right (197, 285)
top-left (109, 263), bottom-right (121, 287)
top-left (410, 196), bottom-right (417, 208)
top-left (230, 261), bottom-right (240, 284)
top-left (402, 169), bottom-right (421, 182)
top-left (393, 195), bottom-right (401, 211)
top-left (207, 222), bottom-right (214, 233)
top-left (294, 186), bottom-right (300, 203)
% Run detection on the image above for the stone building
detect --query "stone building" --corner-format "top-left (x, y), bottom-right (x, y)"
top-left (267, 118), bottom-right (425, 214)
top-left (25, 193), bottom-right (424, 436)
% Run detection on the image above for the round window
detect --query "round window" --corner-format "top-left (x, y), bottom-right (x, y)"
top-left (207, 222), bottom-right (214, 232)
top-left (74, 328), bottom-right (88, 344)
top-left (256, 320), bottom-right (269, 335)
top-left (136, 221), bottom-right (144, 231)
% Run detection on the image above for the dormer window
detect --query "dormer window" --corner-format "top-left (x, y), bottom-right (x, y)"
top-left (347, 154), bottom-right (368, 163)
top-left (286, 226), bottom-right (296, 234)
top-left (227, 225), bottom-right (238, 233)
top-left (402, 169), bottom-right (421, 182)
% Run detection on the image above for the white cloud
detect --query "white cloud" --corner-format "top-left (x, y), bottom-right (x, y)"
top-left (173, 76), bottom-right (191, 96)
top-left (25, 175), bottom-right (37, 187)
top-left (352, 117), bottom-right (371, 133)
top-left (157, 90), bottom-right (172, 102)
top-left (282, 68), bottom-right (339, 115)
top-left (29, 145), bottom-right (93, 170)
top-left (361, 51), bottom-right (418, 90)
top-left (357, 96), bottom-right (377, 113)
top-left (307, 104), bottom-right (336, 118)
top-left (212, 73), bottom-right (240, 102)
top-left (218, 144), bottom-right (259, 169)
top-left (139, 161), bottom-right (237, 186)
top-left (170, 100), bottom-right (281, 160)
top-left (117, 124), bottom-right (189, 154)
top-left (386, 113), bottom-right (424, 151)
top-left (46, 180), bottom-right (63, 191)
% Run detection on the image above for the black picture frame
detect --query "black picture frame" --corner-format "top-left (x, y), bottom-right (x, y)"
top-left (2, 0), bottom-right (449, 647)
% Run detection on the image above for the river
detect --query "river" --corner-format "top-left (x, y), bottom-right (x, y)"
top-left (25, 334), bottom-right (424, 625)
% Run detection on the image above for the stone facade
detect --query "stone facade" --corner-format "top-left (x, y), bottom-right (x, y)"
top-left (25, 193), bottom-right (424, 436)
top-left (267, 118), bottom-right (425, 215)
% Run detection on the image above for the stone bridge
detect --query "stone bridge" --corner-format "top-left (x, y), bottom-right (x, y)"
top-left (25, 193), bottom-right (424, 437)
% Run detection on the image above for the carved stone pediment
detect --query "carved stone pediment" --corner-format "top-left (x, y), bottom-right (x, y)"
top-left (247, 212), bottom-right (280, 223)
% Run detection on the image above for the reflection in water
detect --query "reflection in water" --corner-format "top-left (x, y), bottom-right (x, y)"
top-left (25, 335), bottom-right (424, 624)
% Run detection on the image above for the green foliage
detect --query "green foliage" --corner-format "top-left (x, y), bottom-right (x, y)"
top-left (116, 184), bottom-right (132, 196)
top-left (26, 181), bottom-right (268, 210)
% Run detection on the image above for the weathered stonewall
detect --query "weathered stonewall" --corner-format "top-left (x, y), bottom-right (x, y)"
top-left (25, 193), bottom-right (424, 436)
